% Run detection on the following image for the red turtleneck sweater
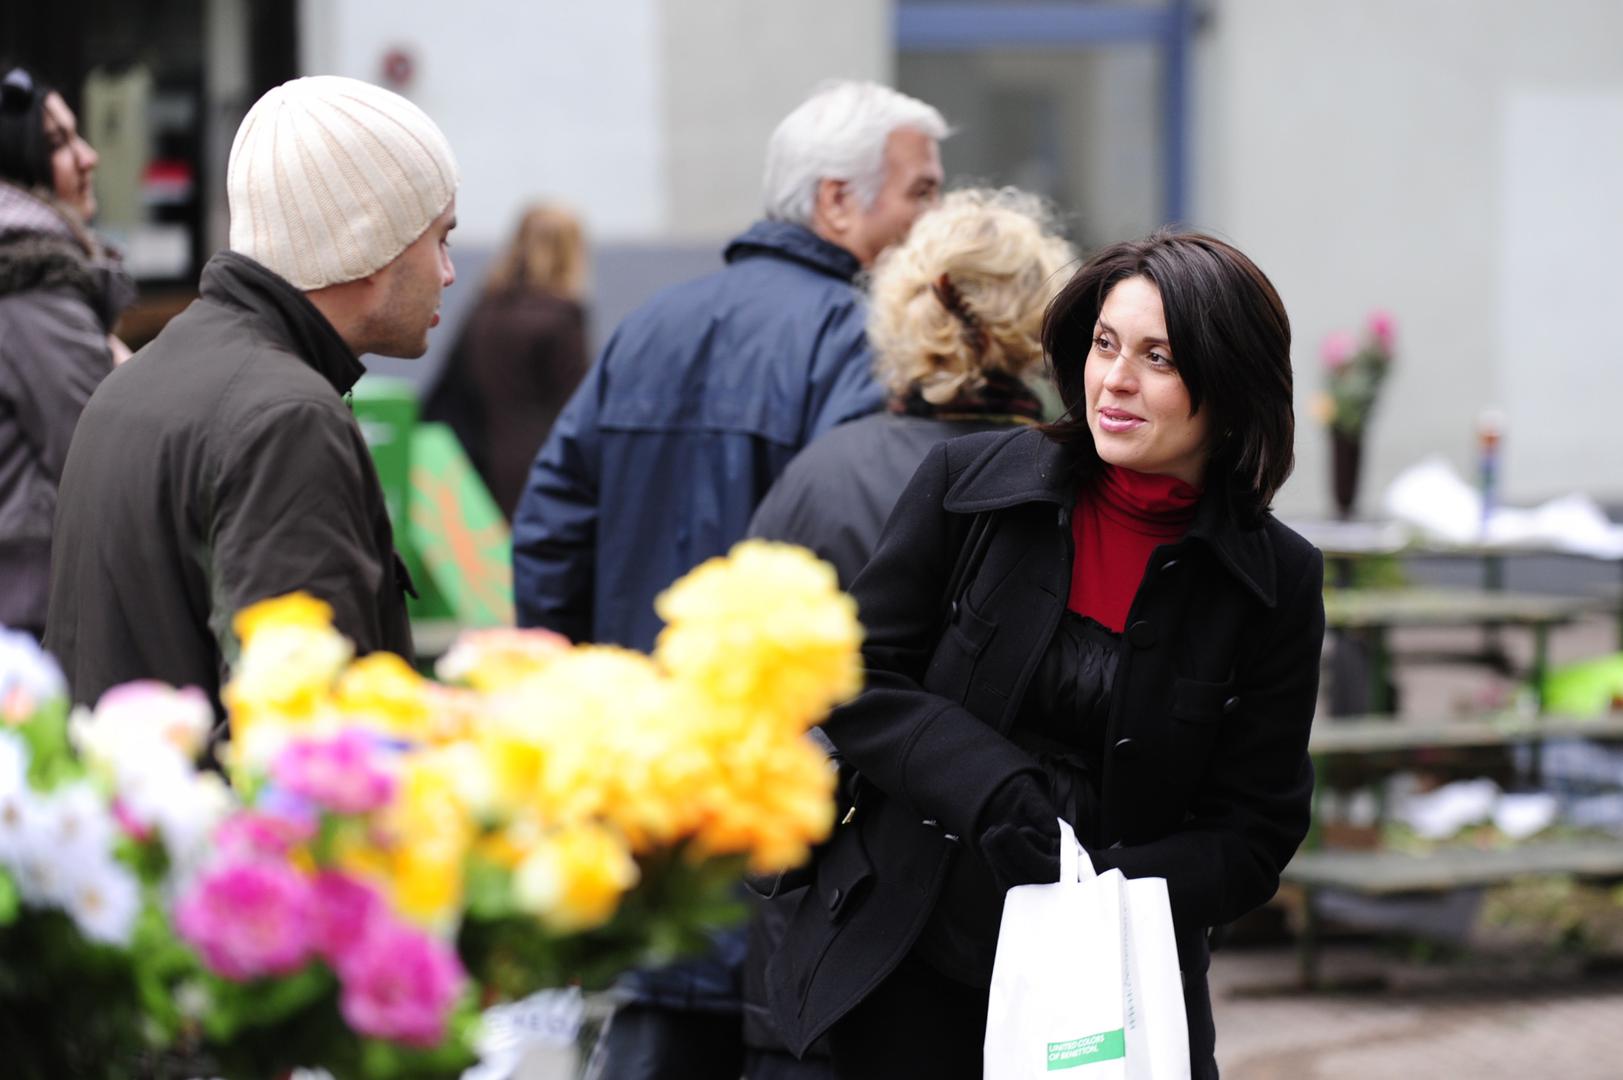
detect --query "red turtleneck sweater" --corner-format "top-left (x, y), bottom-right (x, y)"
top-left (1068, 465), bottom-right (1201, 631)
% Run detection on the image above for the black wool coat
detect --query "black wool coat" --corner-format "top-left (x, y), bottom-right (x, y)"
top-left (768, 426), bottom-right (1324, 1070)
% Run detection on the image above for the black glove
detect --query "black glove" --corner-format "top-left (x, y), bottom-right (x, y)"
top-left (976, 772), bottom-right (1063, 893)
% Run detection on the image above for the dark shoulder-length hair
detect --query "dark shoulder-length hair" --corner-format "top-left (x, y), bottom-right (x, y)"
top-left (1041, 228), bottom-right (1295, 516)
top-left (0, 66), bottom-right (53, 192)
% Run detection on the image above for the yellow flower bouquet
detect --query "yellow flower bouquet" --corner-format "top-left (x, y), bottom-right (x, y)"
top-left (165, 540), bottom-right (859, 1073)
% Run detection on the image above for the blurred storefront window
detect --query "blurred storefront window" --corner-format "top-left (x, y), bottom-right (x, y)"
top-left (895, 0), bottom-right (1192, 249)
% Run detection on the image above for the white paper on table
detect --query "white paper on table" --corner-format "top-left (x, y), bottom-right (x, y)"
top-left (1492, 793), bottom-right (1559, 840)
top-left (1396, 777), bottom-right (1501, 840)
top-left (1382, 456), bottom-right (1623, 557)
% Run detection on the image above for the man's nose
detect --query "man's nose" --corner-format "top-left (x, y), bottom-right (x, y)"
top-left (77, 137), bottom-right (98, 171)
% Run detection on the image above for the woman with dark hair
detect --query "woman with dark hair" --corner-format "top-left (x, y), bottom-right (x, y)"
top-left (769, 230), bottom-right (1324, 1079)
top-left (0, 65), bottom-right (134, 638)
top-left (423, 201), bottom-right (588, 520)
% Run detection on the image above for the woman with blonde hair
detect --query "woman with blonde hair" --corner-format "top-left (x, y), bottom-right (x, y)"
top-left (750, 186), bottom-right (1074, 586)
top-left (742, 187), bottom-right (1071, 1079)
top-left (423, 202), bottom-right (589, 519)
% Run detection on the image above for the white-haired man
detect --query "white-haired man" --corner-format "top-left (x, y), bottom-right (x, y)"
top-left (46, 76), bottom-right (457, 710)
top-left (513, 80), bottom-right (945, 651)
top-left (511, 80), bottom-right (946, 1079)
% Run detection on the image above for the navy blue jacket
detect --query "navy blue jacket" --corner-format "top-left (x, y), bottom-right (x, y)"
top-left (512, 220), bottom-right (884, 653)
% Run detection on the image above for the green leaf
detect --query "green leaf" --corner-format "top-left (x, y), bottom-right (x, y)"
top-left (0, 868), bottom-right (18, 924)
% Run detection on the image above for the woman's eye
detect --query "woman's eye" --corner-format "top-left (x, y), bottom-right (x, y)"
top-left (1093, 335), bottom-right (1115, 353)
top-left (1149, 352), bottom-right (1172, 367)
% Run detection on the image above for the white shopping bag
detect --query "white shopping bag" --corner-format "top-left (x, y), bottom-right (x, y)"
top-left (984, 819), bottom-right (1190, 1080)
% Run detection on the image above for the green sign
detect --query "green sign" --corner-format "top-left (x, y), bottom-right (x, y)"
top-left (1047, 1029), bottom-right (1125, 1071)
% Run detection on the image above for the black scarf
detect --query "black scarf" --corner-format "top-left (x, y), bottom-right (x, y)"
top-left (888, 369), bottom-right (1044, 425)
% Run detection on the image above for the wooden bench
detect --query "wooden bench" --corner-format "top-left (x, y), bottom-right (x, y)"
top-left (1283, 843), bottom-right (1623, 987)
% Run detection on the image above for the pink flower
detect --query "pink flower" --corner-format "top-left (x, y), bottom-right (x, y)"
top-left (337, 918), bottom-right (465, 1048)
top-left (213, 808), bottom-right (317, 860)
top-left (310, 870), bottom-right (386, 968)
top-left (174, 860), bottom-right (315, 979)
top-left (271, 730), bottom-right (396, 816)
top-left (1321, 330), bottom-right (1356, 371)
top-left (112, 797), bottom-right (155, 842)
top-left (1367, 309), bottom-right (1395, 353)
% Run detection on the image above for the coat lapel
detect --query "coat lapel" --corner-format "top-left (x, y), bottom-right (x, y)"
top-left (941, 427), bottom-right (1279, 607)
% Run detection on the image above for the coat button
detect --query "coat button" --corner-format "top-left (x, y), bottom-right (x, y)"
top-left (1113, 737), bottom-right (1141, 761)
top-left (1161, 558), bottom-right (1180, 572)
top-left (1223, 696), bottom-right (1241, 715)
top-left (828, 887), bottom-right (842, 910)
top-left (1127, 620), bottom-right (1157, 649)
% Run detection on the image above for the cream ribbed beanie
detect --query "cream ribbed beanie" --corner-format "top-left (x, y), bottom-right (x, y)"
top-left (227, 75), bottom-right (459, 290)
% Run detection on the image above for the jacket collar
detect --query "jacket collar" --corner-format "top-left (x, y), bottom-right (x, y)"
top-left (723, 220), bottom-right (862, 283)
top-left (942, 427), bottom-right (1279, 607)
top-left (199, 251), bottom-right (366, 396)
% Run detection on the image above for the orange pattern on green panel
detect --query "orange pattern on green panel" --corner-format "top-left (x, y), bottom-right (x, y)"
top-left (408, 423), bottom-right (515, 627)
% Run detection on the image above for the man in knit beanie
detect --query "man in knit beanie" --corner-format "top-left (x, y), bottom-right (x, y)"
top-left (46, 75), bottom-right (458, 713)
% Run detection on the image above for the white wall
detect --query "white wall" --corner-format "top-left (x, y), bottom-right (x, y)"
top-left (296, 0), bottom-right (888, 249)
top-left (661, 0), bottom-right (891, 240)
top-left (298, 0), bottom-right (666, 246)
top-left (1194, 0), bottom-right (1623, 516)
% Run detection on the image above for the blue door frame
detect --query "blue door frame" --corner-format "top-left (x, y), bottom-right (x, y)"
top-left (895, 1), bottom-right (1195, 226)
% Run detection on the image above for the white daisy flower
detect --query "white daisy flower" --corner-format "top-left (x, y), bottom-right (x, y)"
top-left (59, 854), bottom-right (141, 946)
top-left (0, 629), bottom-right (67, 723)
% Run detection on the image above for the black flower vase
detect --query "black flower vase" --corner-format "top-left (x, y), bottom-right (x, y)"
top-left (1330, 429), bottom-right (1363, 520)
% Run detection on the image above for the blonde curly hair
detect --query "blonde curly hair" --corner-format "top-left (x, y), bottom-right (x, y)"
top-left (866, 187), bottom-right (1074, 403)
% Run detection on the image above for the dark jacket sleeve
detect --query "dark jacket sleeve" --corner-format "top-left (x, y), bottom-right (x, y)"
top-left (0, 289), bottom-right (111, 480)
top-left (819, 442), bottom-right (1049, 837)
top-left (208, 399), bottom-right (396, 664)
top-left (1092, 544), bottom-right (1325, 930)
top-left (799, 296), bottom-right (883, 443)
top-left (510, 354), bottom-right (604, 642)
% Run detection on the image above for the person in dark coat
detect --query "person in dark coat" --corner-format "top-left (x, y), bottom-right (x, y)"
top-left (45, 75), bottom-right (459, 711)
top-left (0, 65), bottom-right (134, 638)
top-left (423, 202), bottom-right (589, 520)
top-left (511, 80), bottom-right (948, 1080)
top-left (744, 185), bottom-right (1073, 1077)
top-left (768, 231), bottom-right (1325, 1079)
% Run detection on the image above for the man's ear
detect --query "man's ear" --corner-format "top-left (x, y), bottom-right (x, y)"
top-left (813, 177), bottom-right (852, 237)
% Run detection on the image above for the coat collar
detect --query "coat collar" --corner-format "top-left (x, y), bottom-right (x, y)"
top-left (942, 427), bottom-right (1279, 607)
top-left (199, 251), bottom-right (366, 396)
top-left (723, 220), bottom-right (862, 283)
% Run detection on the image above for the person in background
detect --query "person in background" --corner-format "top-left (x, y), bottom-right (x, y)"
top-left (769, 231), bottom-right (1325, 1079)
top-left (46, 75), bottom-right (457, 711)
top-left (511, 79), bottom-right (948, 1080)
top-left (423, 202), bottom-right (588, 520)
top-left (0, 65), bottom-right (134, 640)
top-left (749, 186), bottom-right (1074, 587)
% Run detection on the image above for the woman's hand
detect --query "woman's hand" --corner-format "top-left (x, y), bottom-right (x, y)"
top-left (107, 333), bottom-right (132, 366)
top-left (977, 773), bottom-right (1063, 892)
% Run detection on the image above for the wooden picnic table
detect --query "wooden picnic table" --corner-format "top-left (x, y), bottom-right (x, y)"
top-left (1291, 705), bottom-right (1623, 988)
top-left (1310, 711), bottom-right (1623, 755)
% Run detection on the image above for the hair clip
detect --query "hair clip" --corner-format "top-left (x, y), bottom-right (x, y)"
top-left (1, 68), bottom-right (36, 112)
top-left (932, 272), bottom-right (989, 356)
